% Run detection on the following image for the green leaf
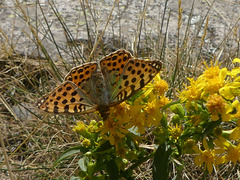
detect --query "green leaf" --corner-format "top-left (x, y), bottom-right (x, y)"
top-left (126, 133), bottom-right (140, 150)
top-left (153, 142), bottom-right (172, 180)
top-left (78, 157), bottom-right (89, 172)
top-left (54, 146), bottom-right (83, 166)
top-left (70, 176), bottom-right (81, 180)
top-left (203, 119), bottom-right (221, 136)
top-left (93, 140), bottom-right (112, 153)
top-left (106, 159), bottom-right (119, 180)
top-left (161, 100), bottom-right (181, 111)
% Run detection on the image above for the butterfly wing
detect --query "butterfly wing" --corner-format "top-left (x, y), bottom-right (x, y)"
top-left (110, 59), bottom-right (162, 105)
top-left (65, 62), bottom-right (98, 94)
top-left (100, 49), bottom-right (133, 95)
top-left (37, 81), bottom-right (96, 114)
top-left (64, 62), bottom-right (105, 104)
top-left (37, 49), bottom-right (162, 115)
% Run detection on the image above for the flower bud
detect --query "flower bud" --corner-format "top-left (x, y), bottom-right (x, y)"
top-left (82, 139), bottom-right (91, 148)
top-left (170, 104), bottom-right (185, 118)
top-left (172, 114), bottom-right (180, 125)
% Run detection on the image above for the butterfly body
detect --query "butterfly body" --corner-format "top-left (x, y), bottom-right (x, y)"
top-left (37, 49), bottom-right (162, 119)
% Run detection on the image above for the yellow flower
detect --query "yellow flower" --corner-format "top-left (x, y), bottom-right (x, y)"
top-left (144, 99), bottom-right (163, 126)
top-left (158, 96), bottom-right (171, 108)
top-left (109, 102), bottom-right (131, 124)
top-left (225, 143), bottom-right (240, 164)
top-left (194, 139), bottom-right (224, 173)
top-left (213, 136), bottom-right (229, 149)
top-left (190, 115), bottom-right (202, 126)
top-left (88, 120), bottom-right (101, 133)
top-left (121, 100), bottom-right (146, 134)
top-left (202, 75), bottom-right (224, 95)
top-left (99, 102), bottom-right (134, 146)
top-left (73, 121), bottom-right (87, 135)
top-left (100, 116), bottom-right (129, 146)
top-left (199, 67), bottom-right (227, 98)
top-left (229, 100), bottom-right (240, 140)
top-left (233, 58), bottom-right (240, 63)
top-left (195, 150), bottom-right (215, 173)
top-left (218, 59), bottom-right (240, 99)
top-left (202, 61), bottom-right (221, 79)
top-left (130, 109), bottom-right (146, 134)
top-left (206, 94), bottom-right (232, 121)
top-left (196, 61), bottom-right (227, 99)
top-left (179, 78), bottom-right (203, 109)
top-left (183, 139), bottom-right (196, 153)
top-left (229, 126), bottom-right (240, 140)
top-left (214, 136), bottom-right (240, 164)
top-left (229, 123), bottom-right (240, 141)
top-left (169, 124), bottom-right (182, 140)
top-left (82, 139), bottom-right (91, 148)
top-left (228, 58), bottom-right (240, 78)
top-left (143, 74), bottom-right (168, 97)
top-left (233, 100), bottom-right (240, 122)
top-left (219, 77), bottom-right (240, 100)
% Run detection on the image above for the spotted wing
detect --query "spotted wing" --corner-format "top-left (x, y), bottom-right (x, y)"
top-left (64, 62), bottom-right (98, 93)
top-left (64, 62), bottom-right (103, 103)
top-left (37, 81), bottom-right (96, 114)
top-left (110, 59), bottom-right (162, 105)
top-left (100, 49), bottom-right (133, 94)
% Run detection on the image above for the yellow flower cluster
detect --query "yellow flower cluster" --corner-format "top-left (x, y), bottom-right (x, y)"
top-left (194, 135), bottom-right (240, 174)
top-left (179, 60), bottom-right (240, 122)
top-left (71, 58), bottom-right (240, 175)
top-left (181, 59), bottom-right (240, 173)
top-left (193, 139), bottom-right (224, 173)
top-left (100, 74), bottom-right (170, 147)
top-left (72, 120), bottom-right (103, 148)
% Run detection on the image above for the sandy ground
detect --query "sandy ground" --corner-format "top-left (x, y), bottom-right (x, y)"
top-left (0, 0), bottom-right (239, 60)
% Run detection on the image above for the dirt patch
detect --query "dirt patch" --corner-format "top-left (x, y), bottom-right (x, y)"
top-left (0, 0), bottom-right (239, 60)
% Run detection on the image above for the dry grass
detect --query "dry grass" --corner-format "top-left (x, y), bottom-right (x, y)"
top-left (0, 0), bottom-right (240, 179)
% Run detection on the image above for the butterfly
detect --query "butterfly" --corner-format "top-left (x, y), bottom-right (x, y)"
top-left (37, 49), bottom-right (162, 119)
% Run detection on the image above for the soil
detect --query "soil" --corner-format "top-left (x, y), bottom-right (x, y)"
top-left (0, 0), bottom-right (239, 60)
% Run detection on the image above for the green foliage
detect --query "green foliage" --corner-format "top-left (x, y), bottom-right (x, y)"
top-left (61, 60), bottom-right (240, 178)
top-left (153, 143), bottom-right (171, 180)
top-left (1, 0), bottom-right (240, 179)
